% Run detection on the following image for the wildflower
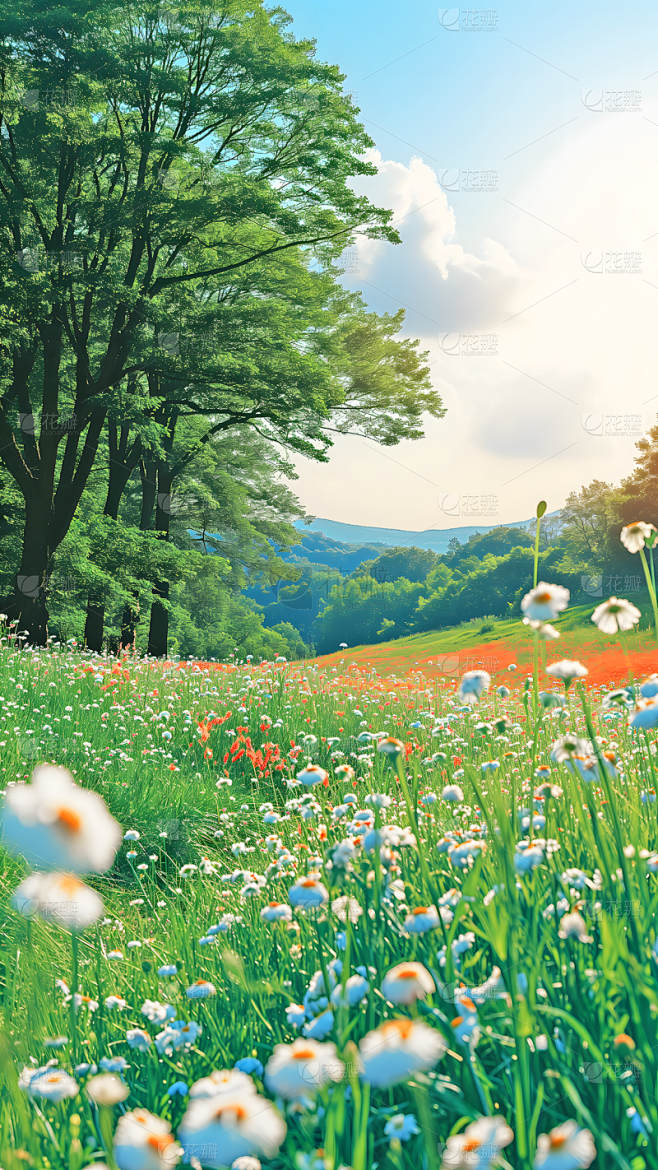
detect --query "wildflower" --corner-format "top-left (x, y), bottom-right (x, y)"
top-left (302, 1010), bottom-right (334, 1040)
top-left (13, 871), bottom-right (103, 932)
top-left (515, 843), bottom-right (544, 874)
top-left (126, 1028), bottom-right (152, 1051)
top-left (381, 962), bottom-right (435, 1004)
top-left (87, 1073), bottom-right (130, 1106)
top-left (43, 1035), bottom-right (68, 1049)
top-left (330, 974), bottom-right (370, 1009)
top-left (1, 764), bottom-right (121, 873)
top-left (546, 661), bottom-right (588, 688)
top-left (64, 992), bottom-right (99, 1013)
top-left (190, 1069), bottom-right (257, 1099)
top-left (458, 671), bottom-right (491, 705)
top-left (591, 596), bottom-right (641, 635)
top-left (260, 902), bottom-right (293, 923)
top-left (21, 1067), bottom-right (79, 1103)
top-left (376, 735), bottom-right (405, 757)
top-left (359, 1018), bottom-right (445, 1087)
top-left (640, 674), bottom-right (658, 697)
top-left (521, 582), bottom-right (570, 622)
top-left (559, 912), bottom-right (593, 944)
top-left (156, 1021), bottom-right (203, 1056)
top-left (448, 840), bottom-right (486, 868)
top-left (441, 1115), bottom-right (513, 1168)
top-left (331, 895), bottom-right (363, 923)
top-left (235, 1057), bottom-right (264, 1077)
top-left (534, 1121), bottom-right (596, 1170)
top-left (297, 765), bottom-right (328, 786)
top-left (365, 792), bottom-right (392, 810)
top-left (437, 933), bottom-right (476, 970)
top-left (105, 995), bottom-right (128, 1011)
top-left (285, 1004), bottom-right (307, 1028)
top-left (100, 1056), bottom-right (130, 1073)
top-left (442, 784), bottom-right (464, 802)
top-left (523, 618), bottom-right (561, 640)
top-left (167, 1081), bottom-right (189, 1097)
top-left (158, 964), bottom-right (178, 977)
top-left (264, 1039), bottom-right (345, 1099)
top-left (468, 967), bottom-right (507, 1004)
top-left (630, 699), bottom-right (658, 729)
top-left (114, 1109), bottom-right (182, 1170)
top-left (288, 877), bottom-right (329, 909)
top-left (447, 1006), bottom-right (480, 1053)
top-left (403, 905), bottom-right (441, 934)
top-left (550, 736), bottom-right (591, 764)
top-left (186, 980), bottom-right (217, 999)
top-left (384, 1114), bottom-right (420, 1141)
top-left (620, 520), bottom-right (657, 553)
top-left (178, 1091), bottom-right (286, 1168)
top-left (334, 763), bottom-right (355, 781)
top-left (142, 1000), bottom-right (176, 1024)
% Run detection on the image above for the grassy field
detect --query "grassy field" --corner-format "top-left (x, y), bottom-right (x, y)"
top-left (313, 602), bottom-right (658, 689)
top-left (1, 614), bottom-right (658, 1169)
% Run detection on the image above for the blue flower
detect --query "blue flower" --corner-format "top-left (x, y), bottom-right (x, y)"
top-left (234, 1056), bottom-right (264, 1077)
top-left (167, 1080), bottom-right (189, 1097)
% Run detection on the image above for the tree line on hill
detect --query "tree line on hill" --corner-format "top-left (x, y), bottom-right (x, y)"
top-left (270, 441), bottom-right (658, 654)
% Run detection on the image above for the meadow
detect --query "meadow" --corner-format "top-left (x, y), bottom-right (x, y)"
top-left (2, 578), bottom-right (658, 1170)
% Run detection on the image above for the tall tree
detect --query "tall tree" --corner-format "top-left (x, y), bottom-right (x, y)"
top-left (0, 0), bottom-right (403, 642)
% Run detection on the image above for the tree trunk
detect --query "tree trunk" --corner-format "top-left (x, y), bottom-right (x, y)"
top-left (85, 600), bottom-right (105, 652)
top-left (121, 591), bottom-right (140, 650)
top-left (147, 580), bottom-right (169, 657)
top-left (83, 420), bottom-right (143, 651)
top-left (147, 466), bottom-right (174, 657)
top-left (15, 504), bottom-right (51, 645)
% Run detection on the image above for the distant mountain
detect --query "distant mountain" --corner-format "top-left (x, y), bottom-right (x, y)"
top-left (293, 514), bottom-right (558, 555)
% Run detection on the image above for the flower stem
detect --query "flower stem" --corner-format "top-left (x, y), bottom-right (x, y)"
top-left (70, 929), bottom-right (79, 1066)
top-left (639, 547), bottom-right (658, 642)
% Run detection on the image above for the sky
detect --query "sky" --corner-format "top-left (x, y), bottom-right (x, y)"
top-left (278, 0), bottom-right (658, 531)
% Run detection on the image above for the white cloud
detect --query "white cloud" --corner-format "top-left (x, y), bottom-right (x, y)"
top-left (349, 151), bottom-right (523, 331)
top-left (293, 114), bottom-right (658, 530)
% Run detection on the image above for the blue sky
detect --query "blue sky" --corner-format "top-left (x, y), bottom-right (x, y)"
top-left (281, 1), bottom-right (658, 531)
